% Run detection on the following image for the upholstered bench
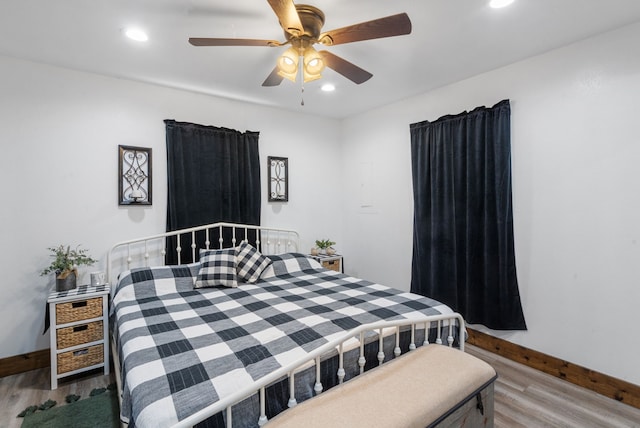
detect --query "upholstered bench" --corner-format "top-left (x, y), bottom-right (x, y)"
top-left (267, 345), bottom-right (497, 428)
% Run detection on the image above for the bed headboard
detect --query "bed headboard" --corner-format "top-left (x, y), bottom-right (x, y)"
top-left (106, 222), bottom-right (299, 285)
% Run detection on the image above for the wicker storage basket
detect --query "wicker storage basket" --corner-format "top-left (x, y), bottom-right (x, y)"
top-left (57, 344), bottom-right (104, 374)
top-left (321, 259), bottom-right (340, 272)
top-left (55, 297), bottom-right (103, 324)
top-left (56, 320), bottom-right (103, 349)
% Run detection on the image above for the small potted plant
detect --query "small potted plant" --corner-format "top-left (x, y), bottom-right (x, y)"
top-left (314, 239), bottom-right (336, 256)
top-left (41, 245), bottom-right (97, 291)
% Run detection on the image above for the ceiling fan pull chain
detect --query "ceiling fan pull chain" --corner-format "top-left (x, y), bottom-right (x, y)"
top-left (300, 64), bottom-right (305, 106)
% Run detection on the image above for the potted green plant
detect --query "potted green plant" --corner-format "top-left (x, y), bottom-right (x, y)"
top-left (315, 239), bottom-right (336, 255)
top-left (41, 245), bottom-right (97, 291)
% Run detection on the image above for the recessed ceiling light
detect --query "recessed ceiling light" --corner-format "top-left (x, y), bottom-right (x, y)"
top-left (490, 0), bottom-right (515, 8)
top-left (125, 28), bottom-right (148, 42)
top-left (321, 83), bottom-right (335, 92)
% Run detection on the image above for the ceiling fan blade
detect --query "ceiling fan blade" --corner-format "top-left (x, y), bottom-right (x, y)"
top-left (319, 13), bottom-right (411, 46)
top-left (262, 66), bottom-right (285, 87)
top-left (189, 38), bottom-right (280, 47)
top-left (267, 0), bottom-right (304, 36)
top-left (319, 51), bottom-right (373, 84)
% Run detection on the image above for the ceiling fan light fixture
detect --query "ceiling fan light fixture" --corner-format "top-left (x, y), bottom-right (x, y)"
top-left (277, 47), bottom-right (299, 82)
top-left (277, 68), bottom-right (298, 83)
top-left (302, 47), bottom-right (325, 82)
top-left (303, 70), bottom-right (322, 83)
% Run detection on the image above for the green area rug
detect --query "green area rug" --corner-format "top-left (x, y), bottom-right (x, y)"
top-left (21, 387), bottom-right (119, 428)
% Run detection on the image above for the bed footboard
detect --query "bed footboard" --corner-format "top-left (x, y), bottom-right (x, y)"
top-left (172, 314), bottom-right (465, 428)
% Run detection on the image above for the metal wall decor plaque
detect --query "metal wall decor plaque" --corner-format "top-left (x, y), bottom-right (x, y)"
top-left (268, 156), bottom-right (288, 202)
top-left (119, 145), bottom-right (152, 205)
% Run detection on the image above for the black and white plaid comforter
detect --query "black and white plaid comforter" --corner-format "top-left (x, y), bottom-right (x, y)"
top-left (111, 254), bottom-right (454, 428)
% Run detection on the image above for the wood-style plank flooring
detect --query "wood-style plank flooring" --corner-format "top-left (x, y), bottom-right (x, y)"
top-left (1, 346), bottom-right (639, 427)
top-left (465, 345), bottom-right (640, 427)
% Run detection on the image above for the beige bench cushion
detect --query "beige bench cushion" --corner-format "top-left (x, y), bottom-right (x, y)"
top-left (267, 345), bottom-right (496, 428)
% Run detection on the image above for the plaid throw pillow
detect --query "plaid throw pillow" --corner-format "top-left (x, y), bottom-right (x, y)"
top-left (235, 242), bottom-right (271, 283)
top-left (195, 248), bottom-right (238, 288)
top-left (260, 253), bottom-right (322, 280)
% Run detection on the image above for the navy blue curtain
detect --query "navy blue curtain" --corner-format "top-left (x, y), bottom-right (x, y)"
top-left (409, 100), bottom-right (526, 330)
top-left (165, 120), bottom-right (261, 264)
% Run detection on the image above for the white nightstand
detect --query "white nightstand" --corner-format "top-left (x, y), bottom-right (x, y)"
top-left (310, 254), bottom-right (343, 273)
top-left (47, 284), bottom-right (110, 389)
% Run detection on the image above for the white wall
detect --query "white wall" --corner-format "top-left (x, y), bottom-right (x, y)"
top-left (341, 22), bottom-right (640, 385)
top-left (0, 55), bottom-right (342, 359)
top-left (3, 21), bottom-right (639, 388)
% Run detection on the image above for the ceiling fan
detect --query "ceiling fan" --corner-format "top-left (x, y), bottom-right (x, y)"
top-left (189, 0), bottom-right (412, 87)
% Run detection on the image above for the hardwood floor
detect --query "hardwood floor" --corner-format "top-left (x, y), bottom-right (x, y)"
top-left (1, 346), bottom-right (639, 427)
top-left (465, 345), bottom-right (640, 427)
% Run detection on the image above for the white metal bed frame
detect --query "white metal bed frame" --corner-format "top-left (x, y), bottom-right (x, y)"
top-left (107, 222), bottom-right (465, 428)
top-left (107, 222), bottom-right (301, 286)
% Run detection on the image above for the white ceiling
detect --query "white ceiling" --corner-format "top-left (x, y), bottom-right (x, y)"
top-left (2, 0), bottom-right (640, 119)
